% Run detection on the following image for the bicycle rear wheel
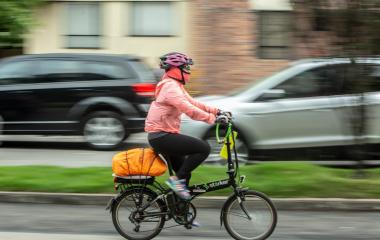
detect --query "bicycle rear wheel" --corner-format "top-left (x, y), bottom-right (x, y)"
top-left (111, 188), bottom-right (165, 240)
top-left (223, 190), bottom-right (277, 240)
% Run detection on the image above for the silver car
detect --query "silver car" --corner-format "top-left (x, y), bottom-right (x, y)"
top-left (180, 58), bottom-right (380, 163)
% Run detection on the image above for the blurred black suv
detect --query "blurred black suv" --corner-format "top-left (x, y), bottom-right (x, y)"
top-left (0, 53), bottom-right (156, 150)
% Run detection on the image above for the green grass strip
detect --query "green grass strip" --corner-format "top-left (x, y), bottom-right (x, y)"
top-left (0, 163), bottom-right (380, 198)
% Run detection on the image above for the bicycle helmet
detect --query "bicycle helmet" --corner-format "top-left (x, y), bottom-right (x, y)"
top-left (159, 52), bottom-right (194, 84)
top-left (159, 52), bottom-right (193, 70)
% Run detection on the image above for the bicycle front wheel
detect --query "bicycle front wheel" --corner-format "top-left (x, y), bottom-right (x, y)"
top-left (223, 190), bottom-right (277, 240)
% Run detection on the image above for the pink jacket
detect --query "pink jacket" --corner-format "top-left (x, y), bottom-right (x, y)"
top-left (145, 78), bottom-right (218, 134)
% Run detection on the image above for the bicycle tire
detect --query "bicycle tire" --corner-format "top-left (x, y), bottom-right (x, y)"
top-left (222, 190), bottom-right (277, 240)
top-left (111, 188), bottom-right (166, 240)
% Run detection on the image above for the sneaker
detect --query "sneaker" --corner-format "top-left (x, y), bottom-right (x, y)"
top-left (166, 176), bottom-right (191, 200)
top-left (189, 215), bottom-right (201, 228)
top-left (191, 220), bottom-right (201, 228)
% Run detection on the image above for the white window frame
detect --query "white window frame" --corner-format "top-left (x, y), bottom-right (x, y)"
top-left (65, 2), bottom-right (101, 49)
top-left (258, 11), bottom-right (292, 59)
top-left (129, 1), bottom-right (177, 37)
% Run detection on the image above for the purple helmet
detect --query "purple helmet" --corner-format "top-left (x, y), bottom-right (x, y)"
top-left (159, 52), bottom-right (193, 70)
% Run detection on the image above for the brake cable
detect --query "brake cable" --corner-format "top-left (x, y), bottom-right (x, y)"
top-left (216, 122), bottom-right (241, 181)
top-left (215, 122), bottom-right (232, 143)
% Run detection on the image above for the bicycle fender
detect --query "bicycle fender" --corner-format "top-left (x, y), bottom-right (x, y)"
top-left (220, 193), bottom-right (235, 228)
top-left (106, 191), bottom-right (125, 212)
top-left (107, 187), bottom-right (161, 213)
top-left (106, 197), bottom-right (117, 212)
top-left (105, 187), bottom-right (141, 212)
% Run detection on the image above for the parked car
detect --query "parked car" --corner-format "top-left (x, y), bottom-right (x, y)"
top-left (180, 58), bottom-right (380, 163)
top-left (0, 53), bottom-right (156, 150)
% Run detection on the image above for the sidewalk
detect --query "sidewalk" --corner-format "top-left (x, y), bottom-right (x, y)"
top-left (0, 232), bottom-right (233, 240)
top-left (0, 232), bottom-right (121, 240)
top-left (1, 191), bottom-right (380, 211)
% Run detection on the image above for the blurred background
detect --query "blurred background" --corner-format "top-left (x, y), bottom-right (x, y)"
top-left (0, 0), bottom-right (380, 166)
top-left (2, 1), bottom-right (380, 240)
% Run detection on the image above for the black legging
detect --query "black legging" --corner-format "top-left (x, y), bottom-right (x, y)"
top-left (148, 133), bottom-right (210, 184)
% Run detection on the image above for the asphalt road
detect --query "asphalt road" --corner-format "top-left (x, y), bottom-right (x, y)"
top-left (0, 133), bottom-right (148, 167)
top-left (1, 203), bottom-right (379, 240)
top-left (1, 133), bottom-right (380, 167)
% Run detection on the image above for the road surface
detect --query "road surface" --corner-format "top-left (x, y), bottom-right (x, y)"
top-left (0, 134), bottom-right (147, 167)
top-left (1, 203), bottom-right (379, 240)
top-left (1, 133), bottom-right (379, 167)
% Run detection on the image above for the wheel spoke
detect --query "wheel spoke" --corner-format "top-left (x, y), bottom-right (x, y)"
top-left (228, 211), bottom-right (253, 220)
top-left (112, 189), bottom-right (165, 240)
top-left (223, 192), bottom-right (277, 240)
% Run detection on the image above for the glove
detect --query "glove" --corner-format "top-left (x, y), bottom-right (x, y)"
top-left (215, 114), bottom-right (230, 125)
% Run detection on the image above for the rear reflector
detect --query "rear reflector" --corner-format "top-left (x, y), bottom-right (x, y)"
top-left (132, 83), bottom-right (156, 97)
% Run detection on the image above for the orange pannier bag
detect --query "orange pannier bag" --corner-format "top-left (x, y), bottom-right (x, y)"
top-left (112, 148), bottom-right (167, 177)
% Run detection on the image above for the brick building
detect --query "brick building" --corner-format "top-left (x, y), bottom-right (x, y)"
top-left (189, 0), bottom-right (289, 94)
top-left (189, 0), bottom-right (336, 94)
top-left (23, 0), bottom-right (334, 95)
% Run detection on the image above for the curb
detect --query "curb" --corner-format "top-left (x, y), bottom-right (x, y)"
top-left (1, 191), bottom-right (380, 211)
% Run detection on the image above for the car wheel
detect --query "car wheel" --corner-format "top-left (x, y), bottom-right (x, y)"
top-left (81, 111), bottom-right (128, 150)
top-left (204, 130), bottom-right (249, 165)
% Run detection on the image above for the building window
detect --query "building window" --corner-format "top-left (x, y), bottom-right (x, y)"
top-left (258, 11), bottom-right (291, 59)
top-left (130, 2), bottom-right (175, 36)
top-left (65, 3), bottom-right (101, 48)
top-left (314, 9), bottom-right (331, 32)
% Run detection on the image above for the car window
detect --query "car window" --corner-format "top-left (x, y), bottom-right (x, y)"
top-left (268, 67), bottom-right (338, 99)
top-left (34, 60), bottom-right (84, 82)
top-left (83, 61), bottom-right (131, 80)
top-left (369, 65), bottom-right (380, 92)
top-left (128, 60), bottom-right (156, 83)
top-left (339, 63), bottom-right (379, 94)
top-left (0, 61), bottom-right (35, 85)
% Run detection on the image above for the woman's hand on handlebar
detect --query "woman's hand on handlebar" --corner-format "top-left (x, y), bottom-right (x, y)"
top-left (217, 110), bottom-right (232, 118)
top-left (215, 110), bottom-right (232, 125)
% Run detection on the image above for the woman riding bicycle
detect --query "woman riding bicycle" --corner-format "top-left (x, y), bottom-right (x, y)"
top-left (145, 52), bottom-right (227, 200)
